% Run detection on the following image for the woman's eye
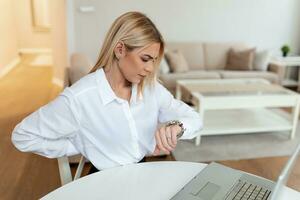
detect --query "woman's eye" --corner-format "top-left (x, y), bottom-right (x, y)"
top-left (141, 58), bottom-right (149, 62)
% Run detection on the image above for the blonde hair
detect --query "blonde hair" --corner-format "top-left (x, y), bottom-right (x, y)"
top-left (89, 11), bottom-right (164, 92)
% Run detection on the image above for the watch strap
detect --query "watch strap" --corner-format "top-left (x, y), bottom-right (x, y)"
top-left (165, 120), bottom-right (186, 139)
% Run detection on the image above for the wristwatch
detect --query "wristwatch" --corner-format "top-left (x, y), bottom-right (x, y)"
top-left (166, 120), bottom-right (186, 139)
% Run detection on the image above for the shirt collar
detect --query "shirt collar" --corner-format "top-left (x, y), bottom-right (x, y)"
top-left (96, 68), bottom-right (118, 105)
top-left (96, 68), bottom-right (143, 106)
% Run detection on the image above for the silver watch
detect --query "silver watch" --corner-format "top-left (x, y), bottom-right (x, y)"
top-left (165, 120), bottom-right (186, 139)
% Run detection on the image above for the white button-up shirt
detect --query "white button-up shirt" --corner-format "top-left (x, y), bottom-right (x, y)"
top-left (11, 69), bottom-right (202, 169)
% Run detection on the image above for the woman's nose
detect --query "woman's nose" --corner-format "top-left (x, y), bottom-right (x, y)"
top-left (145, 64), bottom-right (154, 73)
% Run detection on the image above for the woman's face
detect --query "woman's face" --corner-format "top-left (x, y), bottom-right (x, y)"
top-left (117, 42), bottom-right (161, 84)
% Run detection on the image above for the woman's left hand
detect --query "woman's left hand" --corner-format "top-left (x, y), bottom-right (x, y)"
top-left (153, 124), bottom-right (182, 155)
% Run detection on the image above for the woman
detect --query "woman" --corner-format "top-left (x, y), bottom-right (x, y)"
top-left (11, 12), bottom-right (202, 171)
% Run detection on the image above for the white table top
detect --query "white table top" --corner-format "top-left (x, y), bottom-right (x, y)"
top-left (273, 56), bottom-right (300, 66)
top-left (41, 161), bottom-right (300, 200)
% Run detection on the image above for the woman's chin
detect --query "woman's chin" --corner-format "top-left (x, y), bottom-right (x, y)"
top-left (133, 79), bottom-right (141, 84)
top-left (126, 75), bottom-right (145, 84)
top-left (131, 78), bottom-right (142, 84)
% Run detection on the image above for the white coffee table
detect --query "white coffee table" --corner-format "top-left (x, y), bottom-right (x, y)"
top-left (176, 79), bottom-right (300, 146)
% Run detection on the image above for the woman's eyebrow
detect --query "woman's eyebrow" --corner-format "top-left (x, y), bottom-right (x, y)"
top-left (142, 54), bottom-right (157, 60)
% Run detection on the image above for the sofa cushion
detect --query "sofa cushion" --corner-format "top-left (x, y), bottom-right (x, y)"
top-left (220, 70), bottom-right (279, 84)
top-left (166, 42), bottom-right (205, 70)
top-left (253, 50), bottom-right (271, 71)
top-left (203, 42), bottom-right (249, 70)
top-left (165, 50), bottom-right (189, 72)
top-left (225, 48), bottom-right (256, 71)
top-left (159, 70), bottom-right (221, 90)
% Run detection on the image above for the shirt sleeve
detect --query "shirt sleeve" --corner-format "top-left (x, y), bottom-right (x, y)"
top-left (11, 88), bottom-right (80, 158)
top-left (155, 82), bottom-right (203, 139)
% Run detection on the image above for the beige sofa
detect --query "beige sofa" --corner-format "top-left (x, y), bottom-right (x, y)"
top-left (160, 42), bottom-right (284, 94)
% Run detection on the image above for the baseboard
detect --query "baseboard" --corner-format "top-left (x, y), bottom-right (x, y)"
top-left (0, 56), bottom-right (21, 78)
top-left (52, 77), bottom-right (64, 88)
top-left (19, 48), bottom-right (52, 54)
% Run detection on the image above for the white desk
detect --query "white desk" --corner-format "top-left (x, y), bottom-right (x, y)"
top-left (41, 161), bottom-right (300, 200)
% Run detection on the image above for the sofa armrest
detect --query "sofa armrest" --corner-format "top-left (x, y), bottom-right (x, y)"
top-left (69, 53), bottom-right (93, 85)
top-left (64, 67), bottom-right (71, 87)
top-left (268, 61), bottom-right (285, 84)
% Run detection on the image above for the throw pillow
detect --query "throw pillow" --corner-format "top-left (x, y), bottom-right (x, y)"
top-left (226, 48), bottom-right (256, 70)
top-left (165, 50), bottom-right (189, 73)
top-left (159, 56), bottom-right (170, 74)
top-left (253, 50), bottom-right (271, 71)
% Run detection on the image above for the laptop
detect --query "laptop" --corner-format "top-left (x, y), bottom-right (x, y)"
top-left (171, 142), bottom-right (300, 200)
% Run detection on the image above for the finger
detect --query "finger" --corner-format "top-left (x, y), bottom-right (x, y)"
top-left (160, 127), bottom-right (174, 152)
top-left (166, 126), bottom-right (176, 148)
top-left (155, 130), bottom-right (169, 153)
top-left (170, 126), bottom-right (178, 146)
top-left (153, 145), bottom-right (160, 155)
top-left (156, 128), bottom-right (171, 154)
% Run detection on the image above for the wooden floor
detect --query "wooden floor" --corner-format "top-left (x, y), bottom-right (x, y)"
top-left (0, 55), bottom-right (299, 199)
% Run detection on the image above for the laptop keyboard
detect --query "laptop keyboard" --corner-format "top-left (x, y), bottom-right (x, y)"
top-left (228, 180), bottom-right (271, 200)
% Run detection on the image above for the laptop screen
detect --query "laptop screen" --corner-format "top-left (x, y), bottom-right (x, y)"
top-left (270, 142), bottom-right (300, 199)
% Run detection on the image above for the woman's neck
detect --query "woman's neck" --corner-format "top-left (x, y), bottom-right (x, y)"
top-left (104, 61), bottom-right (131, 92)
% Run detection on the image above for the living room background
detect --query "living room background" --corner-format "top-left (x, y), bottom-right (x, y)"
top-left (67, 0), bottom-right (300, 63)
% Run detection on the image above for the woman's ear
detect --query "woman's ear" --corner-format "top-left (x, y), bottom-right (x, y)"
top-left (114, 42), bottom-right (126, 60)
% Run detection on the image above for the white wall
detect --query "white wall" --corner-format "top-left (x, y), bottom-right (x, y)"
top-left (69, 0), bottom-right (300, 63)
top-left (0, 0), bottom-right (19, 68)
top-left (51, 0), bottom-right (68, 87)
top-left (13, 0), bottom-right (52, 50)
